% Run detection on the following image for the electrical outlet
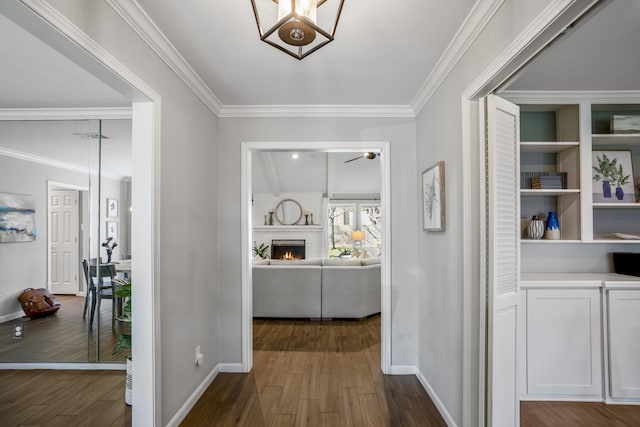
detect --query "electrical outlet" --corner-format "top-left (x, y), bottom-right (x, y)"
top-left (13, 324), bottom-right (23, 339)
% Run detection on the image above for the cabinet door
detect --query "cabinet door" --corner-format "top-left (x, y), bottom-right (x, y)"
top-left (608, 290), bottom-right (640, 399)
top-left (527, 288), bottom-right (602, 397)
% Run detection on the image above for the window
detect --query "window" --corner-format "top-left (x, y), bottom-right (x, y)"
top-left (327, 201), bottom-right (381, 258)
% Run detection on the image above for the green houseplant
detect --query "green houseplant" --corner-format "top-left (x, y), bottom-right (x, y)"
top-left (112, 278), bottom-right (132, 405)
top-left (593, 153), bottom-right (618, 198)
top-left (253, 243), bottom-right (270, 259)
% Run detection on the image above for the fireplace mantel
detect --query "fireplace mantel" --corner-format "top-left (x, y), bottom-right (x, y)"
top-left (253, 225), bottom-right (322, 232)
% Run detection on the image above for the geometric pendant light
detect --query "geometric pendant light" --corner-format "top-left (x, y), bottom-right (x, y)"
top-left (250, 0), bottom-right (345, 60)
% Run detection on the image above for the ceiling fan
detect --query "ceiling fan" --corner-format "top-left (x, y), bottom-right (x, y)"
top-left (344, 152), bottom-right (379, 163)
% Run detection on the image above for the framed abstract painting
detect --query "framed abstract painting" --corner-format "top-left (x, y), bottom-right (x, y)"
top-left (422, 161), bottom-right (445, 231)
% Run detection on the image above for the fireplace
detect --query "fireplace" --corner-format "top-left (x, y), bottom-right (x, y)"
top-left (271, 239), bottom-right (305, 260)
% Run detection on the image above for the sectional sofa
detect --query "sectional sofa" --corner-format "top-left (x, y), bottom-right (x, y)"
top-left (252, 257), bottom-right (381, 319)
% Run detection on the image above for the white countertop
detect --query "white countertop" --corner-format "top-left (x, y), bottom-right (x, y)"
top-left (521, 272), bottom-right (640, 289)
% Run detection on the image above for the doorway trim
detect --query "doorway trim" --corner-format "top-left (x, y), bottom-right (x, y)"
top-left (241, 141), bottom-right (392, 373)
top-left (458, 0), bottom-right (601, 425)
top-left (5, 1), bottom-right (162, 425)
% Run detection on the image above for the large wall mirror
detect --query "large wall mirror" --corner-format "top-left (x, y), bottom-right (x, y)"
top-left (275, 198), bottom-right (303, 225)
top-left (0, 118), bottom-right (132, 363)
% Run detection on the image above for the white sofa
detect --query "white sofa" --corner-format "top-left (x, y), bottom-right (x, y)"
top-left (252, 257), bottom-right (381, 319)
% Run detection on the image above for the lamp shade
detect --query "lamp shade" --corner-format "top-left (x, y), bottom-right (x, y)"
top-left (351, 230), bottom-right (365, 242)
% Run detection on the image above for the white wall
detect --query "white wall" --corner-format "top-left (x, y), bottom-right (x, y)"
top-left (217, 117), bottom-right (419, 367)
top-left (0, 154), bottom-right (90, 318)
top-left (44, 1), bottom-right (220, 424)
top-left (415, 0), bottom-right (554, 424)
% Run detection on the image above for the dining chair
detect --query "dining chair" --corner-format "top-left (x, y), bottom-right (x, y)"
top-left (82, 259), bottom-right (117, 327)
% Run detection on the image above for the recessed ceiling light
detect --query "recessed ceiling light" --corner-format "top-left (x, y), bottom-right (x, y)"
top-left (292, 153), bottom-right (299, 159)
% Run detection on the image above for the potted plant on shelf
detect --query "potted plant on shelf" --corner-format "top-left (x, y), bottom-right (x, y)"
top-left (593, 153), bottom-right (618, 198)
top-left (611, 163), bottom-right (631, 201)
top-left (112, 278), bottom-right (132, 406)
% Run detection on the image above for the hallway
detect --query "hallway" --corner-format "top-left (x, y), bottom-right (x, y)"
top-left (181, 315), bottom-right (446, 426)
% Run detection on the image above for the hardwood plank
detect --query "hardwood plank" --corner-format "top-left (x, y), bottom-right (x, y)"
top-left (521, 401), bottom-right (640, 427)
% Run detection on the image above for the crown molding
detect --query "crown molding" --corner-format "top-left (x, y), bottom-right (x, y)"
top-left (0, 146), bottom-right (125, 180)
top-left (499, 90), bottom-right (640, 104)
top-left (411, 0), bottom-right (505, 115)
top-left (219, 105), bottom-right (415, 118)
top-left (0, 107), bottom-right (132, 120)
top-left (106, 0), bottom-right (223, 115)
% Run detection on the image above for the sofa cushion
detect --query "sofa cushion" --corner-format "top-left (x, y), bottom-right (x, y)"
top-left (323, 258), bottom-right (362, 266)
top-left (270, 258), bottom-right (323, 266)
top-left (361, 257), bottom-right (381, 266)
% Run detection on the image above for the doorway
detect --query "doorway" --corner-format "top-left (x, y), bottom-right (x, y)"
top-left (48, 187), bottom-right (81, 295)
top-left (241, 141), bottom-right (392, 374)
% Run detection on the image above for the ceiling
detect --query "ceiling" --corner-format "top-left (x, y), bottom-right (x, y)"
top-left (0, 120), bottom-right (132, 179)
top-left (0, 12), bottom-right (130, 108)
top-left (504, 0), bottom-right (640, 92)
top-left (135, 0), bottom-right (475, 106)
top-left (252, 151), bottom-right (380, 196)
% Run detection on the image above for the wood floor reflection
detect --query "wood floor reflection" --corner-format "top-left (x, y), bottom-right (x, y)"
top-left (181, 315), bottom-right (447, 426)
top-left (0, 295), bottom-right (128, 363)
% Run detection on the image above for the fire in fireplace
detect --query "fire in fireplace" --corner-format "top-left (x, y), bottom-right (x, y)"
top-left (271, 239), bottom-right (305, 260)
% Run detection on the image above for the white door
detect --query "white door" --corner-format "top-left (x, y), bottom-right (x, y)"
top-left (485, 94), bottom-right (521, 427)
top-left (50, 190), bottom-right (79, 294)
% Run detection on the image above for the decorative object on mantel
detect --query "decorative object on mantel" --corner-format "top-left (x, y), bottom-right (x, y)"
top-left (527, 216), bottom-right (544, 240)
top-left (250, 0), bottom-right (345, 60)
top-left (544, 211), bottom-right (560, 240)
top-left (268, 209), bottom-right (274, 225)
top-left (0, 192), bottom-right (36, 243)
top-left (310, 213), bottom-right (314, 225)
top-left (422, 161), bottom-right (446, 232)
top-left (592, 151), bottom-right (636, 203)
top-left (304, 211), bottom-right (310, 225)
top-left (275, 198), bottom-right (304, 225)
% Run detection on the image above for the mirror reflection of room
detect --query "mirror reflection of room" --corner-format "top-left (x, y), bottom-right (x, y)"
top-left (0, 118), bottom-right (131, 363)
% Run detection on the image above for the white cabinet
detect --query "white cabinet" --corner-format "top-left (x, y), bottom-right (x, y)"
top-left (607, 289), bottom-right (640, 399)
top-left (525, 288), bottom-right (602, 398)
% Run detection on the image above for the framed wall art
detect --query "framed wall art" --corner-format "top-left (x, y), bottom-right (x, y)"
top-left (106, 221), bottom-right (118, 240)
top-left (0, 192), bottom-right (36, 242)
top-left (422, 161), bottom-right (446, 231)
top-left (592, 150), bottom-right (636, 203)
top-left (107, 198), bottom-right (119, 217)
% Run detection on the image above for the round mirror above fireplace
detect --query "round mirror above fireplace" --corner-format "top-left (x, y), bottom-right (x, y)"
top-left (274, 198), bottom-right (303, 225)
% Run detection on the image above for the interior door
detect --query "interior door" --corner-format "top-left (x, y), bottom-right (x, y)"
top-left (50, 190), bottom-right (79, 295)
top-left (485, 94), bottom-right (521, 427)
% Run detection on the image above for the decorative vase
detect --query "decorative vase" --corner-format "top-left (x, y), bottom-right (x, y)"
top-left (125, 357), bottom-right (132, 406)
top-left (616, 187), bottom-right (624, 201)
top-left (544, 211), bottom-right (560, 240)
top-left (304, 214), bottom-right (309, 225)
top-left (310, 213), bottom-right (313, 225)
top-left (527, 216), bottom-right (544, 240)
top-left (602, 181), bottom-right (612, 198)
top-left (268, 211), bottom-right (273, 226)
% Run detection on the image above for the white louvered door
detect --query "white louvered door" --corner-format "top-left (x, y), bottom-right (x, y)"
top-left (485, 94), bottom-right (520, 427)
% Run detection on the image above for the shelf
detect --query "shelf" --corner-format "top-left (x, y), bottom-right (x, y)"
top-left (593, 203), bottom-right (640, 209)
top-left (592, 134), bottom-right (640, 145)
top-left (521, 239), bottom-right (582, 244)
top-left (592, 239), bottom-right (640, 244)
top-left (520, 142), bottom-right (579, 153)
top-left (520, 189), bottom-right (580, 196)
top-left (253, 225), bottom-right (322, 232)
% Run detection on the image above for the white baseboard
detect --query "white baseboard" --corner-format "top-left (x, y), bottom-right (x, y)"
top-left (416, 369), bottom-right (459, 427)
top-left (166, 364), bottom-right (221, 427)
top-left (0, 311), bottom-right (24, 323)
top-left (389, 365), bottom-right (417, 375)
top-left (219, 363), bottom-right (244, 373)
top-left (0, 362), bottom-right (125, 370)
top-left (520, 395), bottom-right (602, 402)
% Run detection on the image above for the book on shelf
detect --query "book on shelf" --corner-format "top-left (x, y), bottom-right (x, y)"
top-left (521, 172), bottom-right (567, 189)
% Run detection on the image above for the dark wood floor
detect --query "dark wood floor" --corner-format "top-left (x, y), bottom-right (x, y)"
top-left (0, 369), bottom-right (131, 426)
top-left (0, 295), bottom-right (128, 363)
top-left (521, 401), bottom-right (640, 426)
top-left (181, 315), bottom-right (447, 426)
